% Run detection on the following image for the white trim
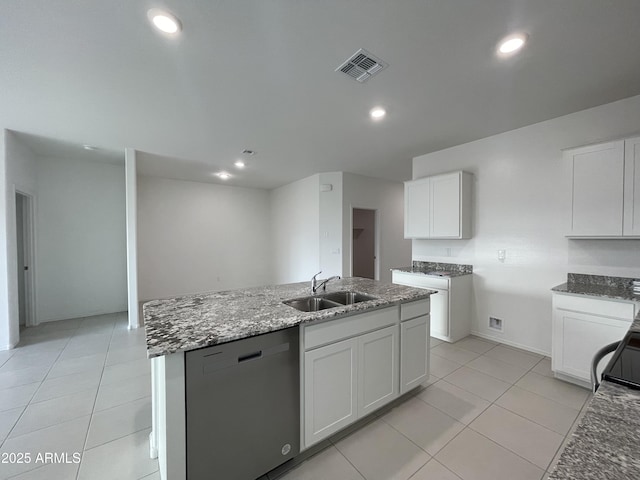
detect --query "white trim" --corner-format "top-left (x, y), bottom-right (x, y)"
top-left (470, 330), bottom-right (551, 357)
top-left (14, 187), bottom-right (37, 328)
top-left (125, 148), bottom-right (140, 329)
top-left (350, 206), bottom-right (379, 280)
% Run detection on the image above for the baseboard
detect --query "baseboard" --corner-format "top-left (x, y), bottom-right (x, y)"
top-left (149, 431), bottom-right (158, 459)
top-left (0, 343), bottom-right (17, 351)
top-left (471, 330), bottom-right (551, 357)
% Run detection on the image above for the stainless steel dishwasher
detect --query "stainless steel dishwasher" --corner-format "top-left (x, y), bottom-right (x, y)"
top-left (185, 327), bottom-right (300, 480)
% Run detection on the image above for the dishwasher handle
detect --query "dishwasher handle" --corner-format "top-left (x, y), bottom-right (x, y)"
top-left (238, 350), bottom-right (262, 363)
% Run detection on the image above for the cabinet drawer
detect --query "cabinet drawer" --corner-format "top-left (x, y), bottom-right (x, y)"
top-left (400, 299), bottom-right (430, 321)
top-left (553, 294), bottom-right (635, 320)
top-left (392, 272), bottom-right (449, 291)
top-left (304, 307), bottom-right (397, 351)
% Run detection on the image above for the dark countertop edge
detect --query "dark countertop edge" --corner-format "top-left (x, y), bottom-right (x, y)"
top-left (145, 287), bottom-right (435, 359)
top-left (390, 267), bottom-right (473, 278)
top-left (551, 283), bottom-right (640, 303)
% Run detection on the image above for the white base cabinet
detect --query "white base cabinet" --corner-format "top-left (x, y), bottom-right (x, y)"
top-left (392, 271), bottom-right (471, 343)
top-left (301, 299), bottom-right (430, 449)
top-left (551, 293), bottom-right (639, 388)
top-left (400, 313), bottom-right (429, 394)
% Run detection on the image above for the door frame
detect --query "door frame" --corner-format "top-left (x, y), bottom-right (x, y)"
top-left (349, 206), bottom-right (379, 280)
top-left (14, 187), bottom-right (37, 328)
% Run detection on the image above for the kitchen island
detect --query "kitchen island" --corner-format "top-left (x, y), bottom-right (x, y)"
top-left (144, 277), bottom-right (434, 480)
top-left (548, 316), bottom-right (640, 480)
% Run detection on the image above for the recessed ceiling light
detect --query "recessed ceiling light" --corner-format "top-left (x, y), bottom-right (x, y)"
top-left (217, 172), bottom-right (231, 180)
top-left (234, 160), bottom-right (246, 168)
top-left (497, 33), bottom-right (528, 55)
top-left (370, 107), bottom-right (386, 120)
top-left (147, 8), bottom-right (182, 35)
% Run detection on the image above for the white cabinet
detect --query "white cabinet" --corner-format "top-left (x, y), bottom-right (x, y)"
top-left (404, 171), bottom-right (472, 239)
top-left (551, 293), bottom-right (638, 388)
top-left (304, 338), bottom-right (358, 447)
top-left (392, 271), bottom-right (472, 343)
top-left (404, 177), bottom-right (430, 238)
top-left (301, 307), bottom-right (400, 448)
top-left (358, 325), bottom-right (399, 417)
top-left (623, 136), bottom-right (640, 236)
top-left (565, 136), bottom-right (640, 238)
top-left (400, 311), bottom-right (429, 394)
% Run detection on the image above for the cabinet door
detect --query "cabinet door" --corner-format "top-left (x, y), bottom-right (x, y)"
top-left (623, 136), bottom-right (640, 236)
top-left (566, 140), bottom-right (625, 236)
top-left (404, 178), bottom-right (430, 238)
top-left (552, 309), bottom-right (629, 383)
top-left (429, 289), bottom-right (449, 339)
top-left (430, 172), bottom-right (461, 238)
top-left (304, 338), bottom-right (358, 447)
top-left (400, 315), bottom-right (429, 394)
top-left (357, 325), bottom-right (399, 417)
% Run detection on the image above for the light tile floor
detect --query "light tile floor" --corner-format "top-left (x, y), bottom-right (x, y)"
top-left (1, 319), bottom-right (592, 480)
top-left (270, 336), bottom-right (592, 480)
top-left (0, 313), bottom-right (158, 480)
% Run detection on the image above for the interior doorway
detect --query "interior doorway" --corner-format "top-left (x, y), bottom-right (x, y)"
top-left (352, 208), bottom-right (377, 279)
top-left (15, 191), bottom-right (36, 328)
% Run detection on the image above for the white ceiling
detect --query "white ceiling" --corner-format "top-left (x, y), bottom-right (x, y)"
top-left (2, 1), bottom-right (640, 190)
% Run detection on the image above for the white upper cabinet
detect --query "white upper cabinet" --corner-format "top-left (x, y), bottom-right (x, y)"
top-left (566, 136), bottom-right (640, 238)
top-left (404, 177), bottom-right (430, 238)
top-left (623, 136), bottom-right (640, 236)
top-left (404, 171), bottom-right (472, 239)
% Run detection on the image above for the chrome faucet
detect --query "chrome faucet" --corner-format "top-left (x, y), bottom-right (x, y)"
top-left (311, 271), bottom-right (341, 294)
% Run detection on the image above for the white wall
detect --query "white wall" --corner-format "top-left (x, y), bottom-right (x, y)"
top-left (2, 131), bottom-right (37, 347)
top-left (137, 176), bottom-right (273, 300)
top-left (412, 94), bottom-right (640, 355)
top-left (270, 174), bottom-right (320, 284)
top-left (318, 172), bottom-right (343, 279)
top-left (35, 155), bottom-right (127, 322)
top-left (342, 173), bottom-right (411, 284)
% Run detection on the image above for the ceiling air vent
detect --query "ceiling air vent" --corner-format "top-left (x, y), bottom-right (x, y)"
top-left (335, 48), bottom-right (388, 83)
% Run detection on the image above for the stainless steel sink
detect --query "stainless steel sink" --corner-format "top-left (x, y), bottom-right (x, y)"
top-left (283, 291), bottom-right (379, 312)
top-left (320, 291), bottom-right (378, 305)
top-left (283, 296), bottom-right (342, 312)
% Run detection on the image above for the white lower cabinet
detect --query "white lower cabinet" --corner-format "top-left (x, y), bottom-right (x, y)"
top-left (357, 325), bottom-right (398, 417)
top-left (400, 314), bottom-right (429, 394)
top-left (302, 301), bottom-right (429, 449)
top-left (303, 338), bottom-right (358, 447)
top-left (551, 293), bottom-right (638, 388)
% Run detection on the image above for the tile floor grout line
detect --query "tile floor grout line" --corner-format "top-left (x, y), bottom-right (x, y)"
top-left (77, 319), bottom-right (117, 480)
top-left (0, 330), bottom-right (72, 451)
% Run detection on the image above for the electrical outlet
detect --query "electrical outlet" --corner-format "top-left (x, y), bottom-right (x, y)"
top-left (489, 316), bottom-right (504, 332)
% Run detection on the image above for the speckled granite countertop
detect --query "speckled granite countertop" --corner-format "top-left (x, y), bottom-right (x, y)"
top-left (548, 317), bottom-right (640, 480)
top-left (391, 260), bottom-right (473, 278)
top-left (552, 273), bottom-right (640, 302)
top-left (143, 277), bottom-right (434, 358)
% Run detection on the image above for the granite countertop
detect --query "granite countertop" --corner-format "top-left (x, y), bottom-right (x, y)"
top-left (548, 317), bottom-right (640, 480)
top-left (143, 277), bottom-right (434, 358)
top-left (391, 260), bottom-right (473, 278)
top-left (551, 273), bottom-right (639, 302)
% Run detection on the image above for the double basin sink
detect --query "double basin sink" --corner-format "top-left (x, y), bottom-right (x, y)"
top-left (284, 291), bottom-right (378, 312)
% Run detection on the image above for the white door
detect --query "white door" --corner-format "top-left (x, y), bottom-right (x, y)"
top-left (304, 338), bottom-right (358, 447)
top-left (623, 136), bottom-right (640, 236)
top-left (567, 140), bottom-right (625, 236)
top-left (357, 325), bottom-right (398, 417)
top-left (553, 310), bottom-right (629, 382)
top-left (430, 172), bottom-right (461, 238)
top-left (404, 178), bottom-right (430, 238)
top-left (400, 315), bottom-right (429, 394)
